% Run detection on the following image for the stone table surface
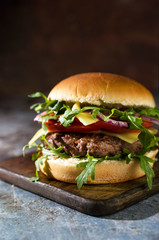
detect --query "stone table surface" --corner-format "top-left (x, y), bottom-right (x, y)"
top-left (0, 96), bottom-right (159, 240)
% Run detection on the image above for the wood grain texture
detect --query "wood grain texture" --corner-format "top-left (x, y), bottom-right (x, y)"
top-left (0, 153), bottom-right (159, 216)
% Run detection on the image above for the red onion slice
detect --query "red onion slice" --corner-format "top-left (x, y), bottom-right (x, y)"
top-left (97, 112), bottom-right (128, 128)
top-left (139, 115), bottom-right (159, 126)
top-left (34, 111), bottom-right (47, 122)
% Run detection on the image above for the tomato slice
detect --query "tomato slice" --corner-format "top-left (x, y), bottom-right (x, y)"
top-left (45, 119), bottom-right (153, 133)
top-left (142, 121), bottom-right (153, 129)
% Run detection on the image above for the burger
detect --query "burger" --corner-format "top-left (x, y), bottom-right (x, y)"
top-left (24, 73), bottom-right (159, 189)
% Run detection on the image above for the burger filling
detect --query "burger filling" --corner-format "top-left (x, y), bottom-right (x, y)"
top-left (44, 132), bottom-right (142, 157)
top-left (23, 92), bottom-right (159, 189)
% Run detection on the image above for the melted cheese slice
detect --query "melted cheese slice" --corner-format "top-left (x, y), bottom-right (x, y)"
top-left (105, 128), bottom-right (157, 144)
top-left (105, 131), bottom-right (139, 144)
top-left (72, 102), bottom-right (99, 126)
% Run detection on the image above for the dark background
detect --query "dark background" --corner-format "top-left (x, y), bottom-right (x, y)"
top-left (0, 0), bottom-right (158, 100)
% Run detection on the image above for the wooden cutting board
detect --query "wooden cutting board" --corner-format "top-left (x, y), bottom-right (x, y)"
top-left (0, 153), bottom-right (159, 216)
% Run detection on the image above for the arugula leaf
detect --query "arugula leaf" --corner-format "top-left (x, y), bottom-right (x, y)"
top-left (103, 108), bottom-right (123, 121)
top-left (29, 176), bottom-right (39, 181)
top-left (51, 101), bottom-right (66, 114)
top-left (30, 102), bottom-right (47, 113)
top-left (41, 114), bottom-right (57, 122)
top-left (122, 148), bottom-right (133, 164)
top-left (31, 151), bottom-right (41, 161)
top-left (91, 108), bottom-right (100, 119)
top-left (28, 92), bottom-right (48, 101)
top-left (22, 142), bottom-right (42, 157)
top-left (122, 148), bottom-right (155, 189)
top-left (103, 108), bottom-right (115, 121)
top-left (105, 154), bottom-right (121, 160)
top-left (76, 154), bottom-right (121, 189)
top-left (120, 113), bottom-right (158, 154)
top-left (139, 155), bottom-right (155, 189)
top-left (76, 160), bottom-right (98, 189)
top-left (29, 92), bottom-right (58, 113)
top-left (30, 156), bottom-right (45, 181)
top-left (42, 122), bottom-right (48, 134)
top-left (41, 135), bottom-right (70, 158)
top-left (23, 141), bottom-right (45, 182)
top-left (127, 115), bottom-right (143, 129)
top-left (136, 107), bottom-right (159, 119)
top-left (75, 150), bottom-right (157, 190)
top-left (24, 134), bottom-right (70, 181)
top-left (59, 108), bottom-right (81, 127)
top-left (42, 145), bottom-right (70, 159)
top-left (31, 137), bottom-right (70, 181)
top-left (138, 128), bottom-right (158, 154)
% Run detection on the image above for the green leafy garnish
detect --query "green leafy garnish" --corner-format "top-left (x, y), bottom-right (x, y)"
top-left (136, 107), bottom-right (159, 119)
top-left (59, 108), bottom-right (81, 127)
top-left (29, 92), bottom-right (65, 114)
top-left (139, 155), bottom-right (155, 189)
top-left (119, 113), bottom-right (158, 154)
top-left (76, 158), bottom-right (98, 189)
top-left (23, 135), bottom-right (70, 181)
top-left (76, 151), bottom-right (156, 190)
top-left (28, 92), bottom-right (48, 101)
top-left (22, 142), bottom-right (42, 157)
top-left (76, 154), bottom-right (121, 189)
top-left (29, 157), bottom-right (44, 181)
top-left (122, 149), bottom-right (155, 189)
top-left (23, 142), bottom-right (44, 181)
top-left (41, 136), bottom-right (70, 158)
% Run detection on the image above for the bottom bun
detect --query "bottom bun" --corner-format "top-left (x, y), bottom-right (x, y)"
top-left (39, 149), bottom-right (158, 184)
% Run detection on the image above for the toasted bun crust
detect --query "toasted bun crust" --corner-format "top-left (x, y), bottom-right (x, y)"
top-left (39, 149), bottom-right (158, 184)
top-left (48, 73), bottom-right (155, 108)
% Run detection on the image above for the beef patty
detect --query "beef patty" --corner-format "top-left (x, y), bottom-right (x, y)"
top-left (44, 132), bottom-right (143, 158)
